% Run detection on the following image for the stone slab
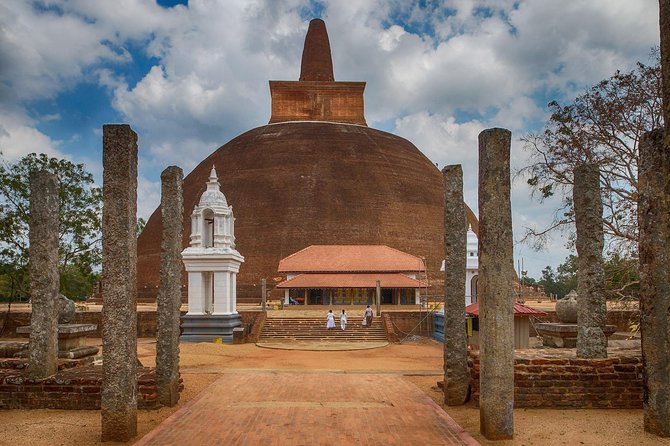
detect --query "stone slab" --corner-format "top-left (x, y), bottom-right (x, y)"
top-left (58, 346), bottom-right (99, 359)
top-left (537, 323), bottom-right (617, 348)
top-left (16, 323), bottom-right (97, 335)
top-left (536, 323), bottom-right (617, 337)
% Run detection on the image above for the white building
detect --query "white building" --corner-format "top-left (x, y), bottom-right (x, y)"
top-left (440, 225), bottom-right (478, 306)
top-left (180, 166), bottom-right (244, 342)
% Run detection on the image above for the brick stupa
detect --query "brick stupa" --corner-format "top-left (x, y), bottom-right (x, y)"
top-left (136, 19), bottom-right (477, 302)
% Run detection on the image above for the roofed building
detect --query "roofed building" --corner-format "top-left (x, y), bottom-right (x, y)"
top-left (277, 245), bottom-right (426, 306)
top-left (136, 19), bottom-right (478, 302)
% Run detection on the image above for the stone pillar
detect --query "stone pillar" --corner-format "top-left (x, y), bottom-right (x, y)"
top-left (639, 129), bottom-right (670, 436)
top-left (441, 165), bottom-right (469, 405)
top-left (660, 0), bottom-right (670, 144)
top-left (156, 166), bottom-right (183, 408)
top-left (261, 278), bottom-right (267, 312)
top-left (28, 170), bottom-right (59, 379)
top-left (101, 124), bottom-right (138, 442)
top-left (573, 163), bottom-right (608, 359)
top-left (478, 128), bottom-right (514, 440)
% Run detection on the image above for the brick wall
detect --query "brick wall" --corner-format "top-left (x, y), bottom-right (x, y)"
top-left (468, 349), bottom-right (643, 409)
top-left (0, 362), bottom-right (179, 410)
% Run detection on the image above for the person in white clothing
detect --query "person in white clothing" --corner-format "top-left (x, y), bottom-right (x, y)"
top-left (326, 310), bottom-right (336, 329)
top-left (340, 309), bottom-right (348, 330)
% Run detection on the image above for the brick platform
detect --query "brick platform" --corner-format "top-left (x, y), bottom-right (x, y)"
top-left (0, 364), bottom-right (181, 410)
top-left (469, 348), bottom-right (643, 409)
top-left (134, 372), bottom-right (479, 445)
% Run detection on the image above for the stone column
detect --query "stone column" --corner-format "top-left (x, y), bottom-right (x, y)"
top-left (639, 129), bottom-right (670, 436)
top-left (28, 170), bottom-right (60, 379)
top-left (660, 0), bottom-right (670, 144)
top-left (156, 166), bottom-right (183, 408)
top-left (478, 128), bottom-right (514, 440)
top-left (573, 163), bottom-right (608, 359)
top-left (101, 124), bottom-right (138, 442)
top-left (441, 164), bottom-right (469, 405)
top-left (261, 278), bottom-right (267, 312)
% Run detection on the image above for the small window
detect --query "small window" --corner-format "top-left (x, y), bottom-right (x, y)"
top-left (469, 252), bottom-right (474, 257)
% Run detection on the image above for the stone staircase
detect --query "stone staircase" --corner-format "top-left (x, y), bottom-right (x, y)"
top-left (258, 317), bottom-right (387, 343)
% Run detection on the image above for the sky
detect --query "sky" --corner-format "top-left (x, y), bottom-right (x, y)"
top-left (0, 0), bottom-right (660, 279)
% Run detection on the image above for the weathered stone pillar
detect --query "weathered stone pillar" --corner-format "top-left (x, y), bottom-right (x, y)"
top-left (573, 163), bottom-right (608, 359)
top-left (478, 128), bottom-right (514, 439)
top-left (156, 166), bottom-right (183, 407)
top-left (639, 129), bottom-right (670, 436)
top-left (261, 278), bottom-right (267, 312)
top-left (660, 0), bottom-right (670, 144)
top-left (101, 124), bottom-right (138, 442)
top-left (28, 170), bottom-right (59, 379)
top-left (442, 164), bottom-right (469, 405)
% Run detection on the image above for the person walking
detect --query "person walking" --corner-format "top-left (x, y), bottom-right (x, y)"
top-left (326, 309), bottom-right (336, 329)
top-left (363, 305), bottom-right (373, 327)
top-left (340, 309), bottom-right (348, 330)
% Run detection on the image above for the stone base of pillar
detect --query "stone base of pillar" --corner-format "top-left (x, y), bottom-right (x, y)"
top-left (180, 314), bottom-right (242, 343)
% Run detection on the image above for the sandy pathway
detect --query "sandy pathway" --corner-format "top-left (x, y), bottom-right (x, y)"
top-left (1, 339), bottom-right (668, 446)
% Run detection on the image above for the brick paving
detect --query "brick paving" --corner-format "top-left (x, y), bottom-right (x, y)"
top-left (134, 372), bottom-right (479, 446)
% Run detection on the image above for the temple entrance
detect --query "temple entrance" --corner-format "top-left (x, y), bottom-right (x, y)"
top-left (308, 289), bottom-right (324, 305)
top-left (381, 289), bottom-right (393, 305)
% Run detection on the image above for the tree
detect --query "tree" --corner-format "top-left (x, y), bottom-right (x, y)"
top-left (0, 153), bottom-right (102, 300)
top-left (538, 255), bottom-right (578, 299)
top-left (538, 253), bottom-right (639, 301)
top-left (520, 52), bottom-right (662, 256)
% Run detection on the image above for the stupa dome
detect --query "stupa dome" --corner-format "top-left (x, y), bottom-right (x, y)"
top-left (136, 19), bottom-right (478, 301)
top-left (197, 166), bottom-right (228, 208)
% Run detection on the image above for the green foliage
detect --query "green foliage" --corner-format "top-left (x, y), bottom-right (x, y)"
top-left (137, 217), bottom-right (146, 237)
top-left (538, 255), bottom-right (578, 299)
top-left (0, 153), bottom-right (102, 299)
top-left (539, 253), bottom-right (639, 301)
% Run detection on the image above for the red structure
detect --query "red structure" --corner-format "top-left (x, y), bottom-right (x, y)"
top-left (136, 19), bottom-right (478, 302)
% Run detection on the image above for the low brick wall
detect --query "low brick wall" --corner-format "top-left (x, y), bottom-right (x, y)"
top-left (468, 348), bottom-right (643, 409)
top-left (0, 362), bottom-right (179, 410)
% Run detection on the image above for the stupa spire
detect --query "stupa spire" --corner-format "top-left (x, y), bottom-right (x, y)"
top-left (299, 19), bottom-right (334, 81)
top-left (207, 165), bottom-right (220, 191)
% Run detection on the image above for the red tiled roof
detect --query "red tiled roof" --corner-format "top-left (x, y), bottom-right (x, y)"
top-left (277, 245), bottom-right (425, 273)
top-left (464, 302), bottom-right (547, 317)
top-left (276, 273), bottom-right (426, 289)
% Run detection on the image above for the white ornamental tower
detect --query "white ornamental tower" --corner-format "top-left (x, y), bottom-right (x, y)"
top-left (439, 225), bottom-right (479, 306)
top-left (465, 225), bottom-right (479, 306)
top-left (180, 166), bottom-right (244, 342)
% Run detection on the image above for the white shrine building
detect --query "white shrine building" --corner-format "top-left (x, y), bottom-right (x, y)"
top-left (440, 225), bottom-right (479, 306)
top-left (180, 166), bottom-right (244, 342)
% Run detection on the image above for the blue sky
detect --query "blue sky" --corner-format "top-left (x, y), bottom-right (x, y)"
top-left (0, 0), bottom-right (659, 278)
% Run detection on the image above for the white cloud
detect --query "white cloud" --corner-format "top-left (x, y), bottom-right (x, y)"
top-left (0, 108), bottom-right (63, 162)
top-left (0, 0), bottom-right (659, 274)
